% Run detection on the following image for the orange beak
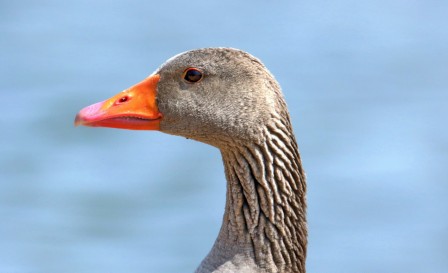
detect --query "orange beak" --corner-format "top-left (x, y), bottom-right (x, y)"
top-left (74, 74), bottom-right (162, 130)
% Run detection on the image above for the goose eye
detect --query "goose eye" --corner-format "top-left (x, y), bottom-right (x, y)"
top-left (183, 68), bottom-right (203, 83)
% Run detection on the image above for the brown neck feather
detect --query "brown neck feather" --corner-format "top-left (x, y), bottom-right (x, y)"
top-left (196, 114), bottom-right (307, 273)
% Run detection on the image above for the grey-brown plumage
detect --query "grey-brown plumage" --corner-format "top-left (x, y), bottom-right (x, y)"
top-left (155, 48), bottom-right (307, 273)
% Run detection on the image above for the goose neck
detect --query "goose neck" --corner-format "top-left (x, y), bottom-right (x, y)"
top-left (197, 125), bottom-right (307, 272)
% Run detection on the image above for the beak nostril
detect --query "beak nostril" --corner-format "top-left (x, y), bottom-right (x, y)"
top-left (117, 96), bottom-right (129, 104)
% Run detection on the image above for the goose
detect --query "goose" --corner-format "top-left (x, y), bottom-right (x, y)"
top-left (75, 48), bottom-right (307, 273)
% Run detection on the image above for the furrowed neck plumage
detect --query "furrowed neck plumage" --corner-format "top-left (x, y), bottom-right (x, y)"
top-left (196, 113), bottom-right (307, 273)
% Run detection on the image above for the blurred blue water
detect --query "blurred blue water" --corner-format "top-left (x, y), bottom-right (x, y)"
top-left (1, 1), bottom-right (447, 272)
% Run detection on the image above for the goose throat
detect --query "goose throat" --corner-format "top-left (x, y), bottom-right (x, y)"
top-left (197, 120), bottom-right (307, 273)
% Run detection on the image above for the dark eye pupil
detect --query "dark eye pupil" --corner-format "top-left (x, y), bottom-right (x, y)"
top-left (184, 69), bottom-right (202, 83)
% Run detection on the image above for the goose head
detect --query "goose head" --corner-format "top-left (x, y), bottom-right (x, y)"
top-left (75, 48), bottom-right (284, 148)
top-left (75, 48), bottom-right (306, 273)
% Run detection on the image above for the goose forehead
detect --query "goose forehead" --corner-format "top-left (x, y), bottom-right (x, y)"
top-left (161, 50), bottom-right (189, 66)
top-left (159, 48), bottom-right (248, 68)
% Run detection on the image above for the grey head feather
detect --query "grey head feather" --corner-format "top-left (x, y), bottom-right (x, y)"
top-left (156, 48), bottom-right (286, 149)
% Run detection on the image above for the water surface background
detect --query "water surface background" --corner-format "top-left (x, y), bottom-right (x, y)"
top-left (1, 1), bottom-right (447, 272)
